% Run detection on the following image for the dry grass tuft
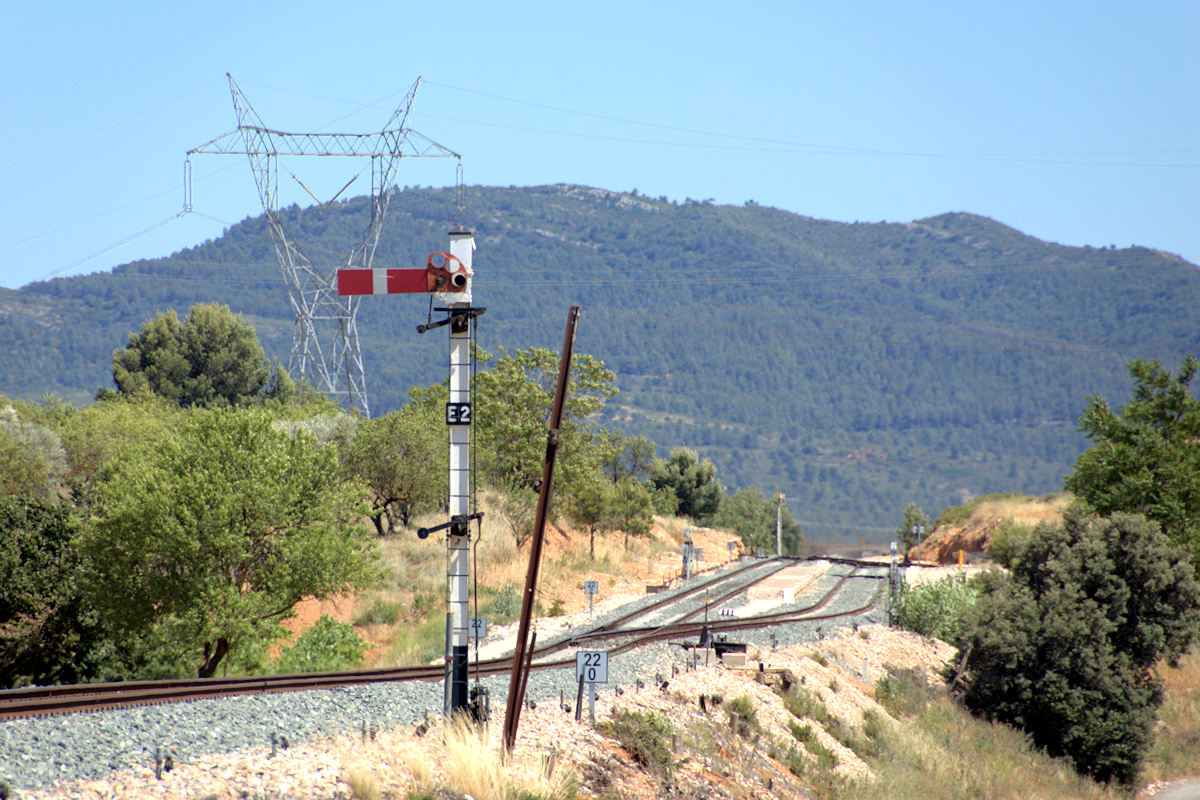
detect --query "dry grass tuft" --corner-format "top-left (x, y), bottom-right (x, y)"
top-left (401, 746), bottom-right (437, 797)
top-left (441, 718), bottom-right (506, 800)
top-left (835, 696), bottom-right (1124, 800)
top-left (1145, 648), bottom-right (1200, 783)
top-left (436, 717), bottom-right (578, 800)
top-left (341, 765), bottom-right (380, 800)
top-left (965, 494), bottom-right (1071, 529)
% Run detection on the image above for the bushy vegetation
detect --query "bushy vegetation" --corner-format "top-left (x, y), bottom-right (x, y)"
top-left (987, 518), bottom-right (1035, 568)
top-left (710, 485), bottom-right (803, 555)
top-left (0, 496), bottom-right (106, 687)
top-left (874, 670), bottom-right (929, 719)
top-left (1066, 356), bottom-right (1200, 576)
top-left (839, 684), bottom-right (1127, 800)
top-left (896, 502), bottom-right (929, 553)
top-left (106, 302), bottom-right (286, 408)
top-left (894, 573), bottom-right (979, 643)
top-left (0, 299), bottom-right (802, 685)
top-left (932, 491), bottom-right (1028, 529)
top-left (604, 709), bottom-right (675, 776)
top-left (274, 615), bottom-right (368, 673)
top-left (954, 508), bottom-right (1200, 786)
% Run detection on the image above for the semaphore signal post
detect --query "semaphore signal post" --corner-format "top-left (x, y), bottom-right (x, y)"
top-left (337, 227), bottom-right (484, 719)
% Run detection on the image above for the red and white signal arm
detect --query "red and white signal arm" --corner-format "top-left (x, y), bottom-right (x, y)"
top-left (337, 250), bottom-right (472, 298)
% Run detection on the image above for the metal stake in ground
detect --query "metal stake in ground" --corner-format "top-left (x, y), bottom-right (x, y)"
top-left (339, 226), bottom-right (482, 718)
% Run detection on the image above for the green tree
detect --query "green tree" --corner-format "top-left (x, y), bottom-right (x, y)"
top-left (711, 486), bottom-right (803, 555)
top-left (569, 475), bottom-right (615, 559)
top-left (343, 404), bottom-right (445, 533)
top-left (110, 303), bottom-right (269, 407)
top-left (954, 507), bottom-right (1200, 786)
top-left (56, 394), bottom-right (181, 497)
top-left (0, 406), bottom-right (67, 499)
top-left (0, 496), bottom-right (107, 687)
top-left (1065, 356), bottom-right (1200, 574)
top-left (649, 447), bottom-right (723, 521)
top-left (497, 485), bottom-right (539, 548)
top-left (598, 430), bottom-right (656, 484)
top-left (609, 478), bottom-right (654, 549)
top-left (897, 502), bottom-right (930, 554)
top-left (81, 409), bottom-right (377, 678)
top-left (474, 346), bottom-right (617, 495)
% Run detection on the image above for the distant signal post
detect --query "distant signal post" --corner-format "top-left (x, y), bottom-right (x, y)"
top-left (338, 227), bottom-right (483, 718)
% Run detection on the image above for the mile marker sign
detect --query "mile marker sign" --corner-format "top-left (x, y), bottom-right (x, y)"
top-left (576, 651), bottom-right (608, 683)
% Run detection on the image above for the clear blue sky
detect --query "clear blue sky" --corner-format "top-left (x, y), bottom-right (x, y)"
top-left (2, 1), bottom-right (1197, 289)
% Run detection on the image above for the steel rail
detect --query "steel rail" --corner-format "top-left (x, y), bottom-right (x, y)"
top-left (0, 560), bottom-right (885, 721)
top-left (566, 565), bottom-right (872, 647)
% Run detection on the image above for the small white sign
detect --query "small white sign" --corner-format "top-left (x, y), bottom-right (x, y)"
top-left (727, 541), bottom-right (737, 552)
top-left (576, 650), bottom-right (608, 683)
top-left (583, 580), bottom-right (598, 596)
top-left (694, 548), bottom-right (704, 561)
top-left (468, 617), bottom-right (487, 640)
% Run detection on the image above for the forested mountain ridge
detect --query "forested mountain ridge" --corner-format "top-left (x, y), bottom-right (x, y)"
top-left (2, 184), bottom-right (1198, 540)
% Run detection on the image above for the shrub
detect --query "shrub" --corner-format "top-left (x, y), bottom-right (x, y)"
top-left (605, 709), bottom-right (675, 776)
top-left (354, 599), bottom-right (400, 626)
top-left (787, 721), bottom-right (837, 768)
top-left (894, 573), bottom-right (978, 643)
top-left (780, 685), bottom-right (829, 724)
top-left (955, 509), bottom-right (1200, 786)
top-left (485, 584), bottom-right (519, 621)
top-left (875, 670), bottom-right (928, 718)
top-left (727, 694), bottom-right (758, 736)
top-left (782, 744), bottom-right (808, 777)
top-left (989, 518), bottom-right (1034, 568)
top-left (275, 615), bottom-right (368, 673)
top-left (933, 492), bottom-right (1026, 528)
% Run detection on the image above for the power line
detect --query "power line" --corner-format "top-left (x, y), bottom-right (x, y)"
top-left (423, 80), bottom-right (1200, 168)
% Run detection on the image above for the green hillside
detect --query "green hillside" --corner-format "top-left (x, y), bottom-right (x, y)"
top-left (2, 184), bottom-right (1198, 540)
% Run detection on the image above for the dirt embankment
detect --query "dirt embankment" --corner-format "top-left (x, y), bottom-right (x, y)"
top-left (914, 494), bottom-right (1071, 563)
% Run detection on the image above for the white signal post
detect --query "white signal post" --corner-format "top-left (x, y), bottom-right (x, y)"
top-left (584, 580), bottom-right (598, 617)
top-left (776, 490), bottom-right (785, 557)
top-left (445, 226), bottom-right (475, 715)
top-left (337, 226), bottom-right (481, 718)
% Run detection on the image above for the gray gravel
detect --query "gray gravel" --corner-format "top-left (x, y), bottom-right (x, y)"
top-left (0, 560), bottom-right (886, 793)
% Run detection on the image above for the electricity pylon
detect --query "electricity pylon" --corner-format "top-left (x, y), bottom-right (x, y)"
top-left (187, 74), bottom-right (459, 416)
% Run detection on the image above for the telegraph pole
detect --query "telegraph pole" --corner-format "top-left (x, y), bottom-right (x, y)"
top-left (338, 228), bottom-right (482, 718)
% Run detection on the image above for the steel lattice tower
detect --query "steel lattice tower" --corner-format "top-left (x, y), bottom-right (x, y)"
top-left (187, 74), bottom-right (459, 416)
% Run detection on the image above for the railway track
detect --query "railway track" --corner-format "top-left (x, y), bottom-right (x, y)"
top-left (0, 557), bottom-right (886, 721)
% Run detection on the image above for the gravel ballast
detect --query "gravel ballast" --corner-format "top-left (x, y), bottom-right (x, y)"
top-left (0, 560), bottom-right (887, 793)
